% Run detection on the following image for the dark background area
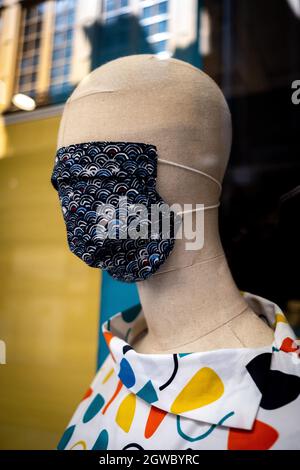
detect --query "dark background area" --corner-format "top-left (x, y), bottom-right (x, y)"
top-left (205, 0), bottom-right (300, 329)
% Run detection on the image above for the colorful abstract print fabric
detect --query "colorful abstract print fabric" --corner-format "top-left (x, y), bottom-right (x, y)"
top-left (58, 292), bottom-right (300, 450)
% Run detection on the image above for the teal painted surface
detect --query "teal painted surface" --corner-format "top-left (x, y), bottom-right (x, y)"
top-left (97, 272), bottom-right (140, 369)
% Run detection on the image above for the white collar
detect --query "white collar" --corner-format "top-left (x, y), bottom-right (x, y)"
top-left (102, 291), bottom-right (299, 430)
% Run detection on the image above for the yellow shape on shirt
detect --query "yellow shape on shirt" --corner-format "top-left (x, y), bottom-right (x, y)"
top-left (115, 393), bottom-right (136, 433)
top-left (69, 440), bottom-right (87, 450)
top-left (170, 367), bottom-right (224, 413)
top-left (275, 313), bottom-right (288, 324)
top-left (102, 367), bottom-right (114, 384)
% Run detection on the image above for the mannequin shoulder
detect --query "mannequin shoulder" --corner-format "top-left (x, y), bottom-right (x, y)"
top-left (228, 307), bottom-right (275, 348)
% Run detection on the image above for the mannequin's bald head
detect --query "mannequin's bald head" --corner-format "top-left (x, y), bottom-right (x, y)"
top-left (57, 54), bottom-right (231, 210)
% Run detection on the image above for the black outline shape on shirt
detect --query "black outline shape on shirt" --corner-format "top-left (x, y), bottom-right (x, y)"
top-left (159, 354), bottom-right (179, 391)
top-left (123, 442), bottom-right (145, 450)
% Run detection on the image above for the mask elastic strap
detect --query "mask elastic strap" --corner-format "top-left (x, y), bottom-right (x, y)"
top-left (176, 203), bottom-right (220, 216)
top-left (157, 158), bottom-right (222, 193)
top-left (157, 158), bottom-right (222, 213)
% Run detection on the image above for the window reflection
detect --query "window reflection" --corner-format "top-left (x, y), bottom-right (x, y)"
top-left (49, 0), bottom-right (75, 99)
top-left (16, 3), bottom-right (45, 98)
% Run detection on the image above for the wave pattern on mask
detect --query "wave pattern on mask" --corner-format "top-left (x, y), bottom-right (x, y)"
top-left (50, 141), bottom-right (176, 282)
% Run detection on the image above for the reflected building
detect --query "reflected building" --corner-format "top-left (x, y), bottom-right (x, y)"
top-left (0, 0), bottom-right (201, 112)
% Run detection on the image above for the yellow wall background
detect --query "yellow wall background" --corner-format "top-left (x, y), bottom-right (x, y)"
top-left (0, 113), bottom-right (101, 449)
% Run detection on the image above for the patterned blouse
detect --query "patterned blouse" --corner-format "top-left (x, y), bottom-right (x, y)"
top-left (58, 292), bottom-right (300, 450)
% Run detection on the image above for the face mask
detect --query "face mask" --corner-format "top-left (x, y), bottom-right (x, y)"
top-left (51, 141), bottom-right (221, 283)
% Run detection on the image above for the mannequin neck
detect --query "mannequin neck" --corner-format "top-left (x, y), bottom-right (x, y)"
top-left (135, 210), bottom-right (252, 353)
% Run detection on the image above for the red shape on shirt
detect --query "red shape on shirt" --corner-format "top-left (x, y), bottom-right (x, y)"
top-left (144, 405), bottom-right (168, 439)
top-left (280, 337), bottom-right (299, 353)
top-left (82, 387), bottom-right (93, 401)
top-left (102, 379), bottom-right (123, 415)
top-left (103, 331), bottom-right (116, 362)
top-left (228, 419), bottom-right (279, 450)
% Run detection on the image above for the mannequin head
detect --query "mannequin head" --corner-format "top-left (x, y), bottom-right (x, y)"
top-left (54, 54), bottom-right (232, 276)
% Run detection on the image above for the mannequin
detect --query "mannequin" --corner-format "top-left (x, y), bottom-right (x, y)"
top-left (57, 54), bottom-right (274, 354)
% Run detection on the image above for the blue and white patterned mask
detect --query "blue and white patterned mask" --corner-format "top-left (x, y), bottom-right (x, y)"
top-left (50, 141), bottom-right (179, 283)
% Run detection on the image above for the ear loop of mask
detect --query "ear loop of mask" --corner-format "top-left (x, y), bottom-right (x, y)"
top-left (176, 204), bottom-right (220, 216)
top-left (157, 158), bottom-right (222, 216)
